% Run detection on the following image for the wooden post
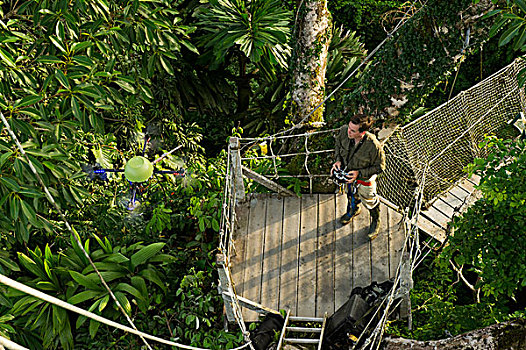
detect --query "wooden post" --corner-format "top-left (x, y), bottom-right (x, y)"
top-left (216, 253), bottom-right (236, 322)
top-left (399, 252), bottom-right (413, 329)
top-left (241, 166), bottom-right (297, 197)
top-left (229, 137), bottom-right (245, 202)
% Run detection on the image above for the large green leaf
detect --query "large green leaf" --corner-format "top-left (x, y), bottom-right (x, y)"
top-left (18, 253), bottom-right (47, 280)
top-left (55, 69), bottom-right (70, 89)
top-left (139, 267), bottom-right (166, 291)
top-left (98, 294), bottom-right (109, 312)
top-left (499, 21), bottom-right (523, 47)
top-left (20, 199), bottom-right (38, 226)
top-left (114, 292), bottom-right (131, 315)
top-left (114, 282), bottom-right (146, 302)
top-left (71, 96), bottom-right (81, 120)
top-left (0, 48), bottom-right (15, 67)
top-left (69, 271), bottom-right (101, 290)
top-left (0, 177), bottom-right (20, 192)
top-left (67, 290), bottom-right (102, 305)
top-left (14, 94), bottom-right (42, 108)
top-left (10, 196), bottom-right (19, 221)
top-left (49, 35), bottom-right (67, 53)
top-left (130, 242), bottom-right (165, 269)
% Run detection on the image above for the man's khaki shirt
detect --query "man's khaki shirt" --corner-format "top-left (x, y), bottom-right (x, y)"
top-left (334, 126), bottom-right (386, 180)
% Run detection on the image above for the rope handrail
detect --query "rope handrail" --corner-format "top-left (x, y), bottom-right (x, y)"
top-left (217, 142), bottom-right (253, 349)
top-left (0, 273), bottom-right (252, 350)
top-left (0, 336), bottom-right (28, 350)
top-left (239, 128), bottom-right (337, 143)
top-left (241, 149), bottom-right (333, 160)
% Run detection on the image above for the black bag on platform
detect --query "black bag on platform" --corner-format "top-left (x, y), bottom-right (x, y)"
top-left (250, 313), bottom-right (285, 350)
top-left (322, 293), bottom-right (370, 349)
top-left (322, 279), bottom-right (396, 349)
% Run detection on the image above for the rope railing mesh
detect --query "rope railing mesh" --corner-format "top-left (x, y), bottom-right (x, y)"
top-left (378, 58), bottom-right (526, 209)
top-left (239, 129), bottom-right (337, 193)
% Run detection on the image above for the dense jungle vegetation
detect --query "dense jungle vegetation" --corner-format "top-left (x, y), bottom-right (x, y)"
top-left (0, 0), bottom-right (524, 349)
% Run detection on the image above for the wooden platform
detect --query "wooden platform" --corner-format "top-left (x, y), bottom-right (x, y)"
top-left (230, 193), bottom-right (405, 322)
top-left (417, 175), bottom-right (481, 243)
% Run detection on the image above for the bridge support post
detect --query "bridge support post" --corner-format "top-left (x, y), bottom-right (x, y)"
top-left (216, 253), bottom-right (236, 322)
top-left (229, 137), bottom-right (245, 202)
top-left (399, 252), bottom-right (413, 329)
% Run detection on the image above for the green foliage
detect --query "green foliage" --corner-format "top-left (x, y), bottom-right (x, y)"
top-left (388, 253), bottom-right (508, 341)
top-left (6, 235), bottom-right (174, 349)
top-left (174, 268), bottom-right (244, 349)
top-left (441, 137), bottom-right (526, 299)
top-left (146, 204), bottom-right (173, 235)
top-left (188, 193), bottom-right (221, 234)
top-left (0, 0), bottom-right (197, 244)
top-left (329, 0), bottom-right (406, 48)
top-left (195, 0), bottom-right (292, 79)
top-left (485, 0), bottom-right (526, 85)
top-left (340, 0), bottom-right (493, 124)
top-left (326, 26), bottom-right (367, 89)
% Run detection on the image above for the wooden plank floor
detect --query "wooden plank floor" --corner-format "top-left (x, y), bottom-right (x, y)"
top-left (231, 193), bottom-right (405, 322)
top-left (417, 174), bottom-right (481, 243)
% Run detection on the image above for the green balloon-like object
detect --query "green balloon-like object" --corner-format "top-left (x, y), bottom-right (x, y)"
top-left (124, 156), bottom-right (153, 182)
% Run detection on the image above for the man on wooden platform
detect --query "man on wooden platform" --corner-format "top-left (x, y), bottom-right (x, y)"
top-left (331, 113), bottom-right (386, 240)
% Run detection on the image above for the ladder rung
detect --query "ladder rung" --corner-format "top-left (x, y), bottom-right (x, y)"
top-left (286, 326), bottom-right (322, 333)
top-left (285, 338), bottom-right (320, 344)
top-left (289, 316), bottom-right (324, 322)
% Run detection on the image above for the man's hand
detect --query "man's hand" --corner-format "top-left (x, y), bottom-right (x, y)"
top-left (331, 161), bottom-right (341, 175)
top-left (345, 170), bottom-right (359, 183)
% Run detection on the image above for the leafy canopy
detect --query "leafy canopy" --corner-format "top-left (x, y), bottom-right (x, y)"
top-left (441, 136), bottom-right (526, 299)
top-left (195, 0), bottom-right (292, 78)
top-left (0, 0), bottom-right (196, 243)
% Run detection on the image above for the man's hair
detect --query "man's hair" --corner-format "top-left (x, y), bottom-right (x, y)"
top-left (349, 113), bottom-right (373, 132)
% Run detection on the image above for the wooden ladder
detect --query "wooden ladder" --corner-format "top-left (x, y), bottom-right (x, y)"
top-left (276, 311), bottom-right (328, 349)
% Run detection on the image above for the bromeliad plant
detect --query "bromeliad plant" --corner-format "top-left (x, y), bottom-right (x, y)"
top-left (6, 233), bottom-right (175, 350)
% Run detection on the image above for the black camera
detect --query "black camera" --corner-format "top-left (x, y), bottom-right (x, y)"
top-left (332, 169), bottom-right (349, 184)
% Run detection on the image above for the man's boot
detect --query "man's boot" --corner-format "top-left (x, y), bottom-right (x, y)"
top-left (368, 205), bottom-right (380, 240)
top-left (340, 205), bottom-right (361, 225)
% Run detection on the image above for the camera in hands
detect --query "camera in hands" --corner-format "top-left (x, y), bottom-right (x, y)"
top-left (332, 168), bottom-right (349, 184)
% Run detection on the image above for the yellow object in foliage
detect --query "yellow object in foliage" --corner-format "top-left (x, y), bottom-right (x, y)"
top-left (259, 141), bottom-right (268, 155)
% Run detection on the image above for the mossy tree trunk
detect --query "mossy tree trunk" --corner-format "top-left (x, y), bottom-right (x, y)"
top-left (383, 318), bottom-right (526, 349)
top-left (290, 0), bottom-right (332, 127)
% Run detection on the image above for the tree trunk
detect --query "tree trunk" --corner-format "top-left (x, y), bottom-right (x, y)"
top-left (290, 0), bottom-right (332, 127)
top-left (236, 53), bottom-right (251, 116)
top-left (382, 318), bottom-right (526, 349)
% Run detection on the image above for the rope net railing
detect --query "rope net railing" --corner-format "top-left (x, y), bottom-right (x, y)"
top-left (379, 58), bottom-right (526, 210)
top-left (238, 128), bottom-right (337, 194)
top-left (217, 144), bottom-right (254, 348)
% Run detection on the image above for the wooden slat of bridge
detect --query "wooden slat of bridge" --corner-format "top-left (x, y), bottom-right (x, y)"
top-left (231, 193), bottom-right (404, 322)
top-left (417, 174), bottom-right (481, 243)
